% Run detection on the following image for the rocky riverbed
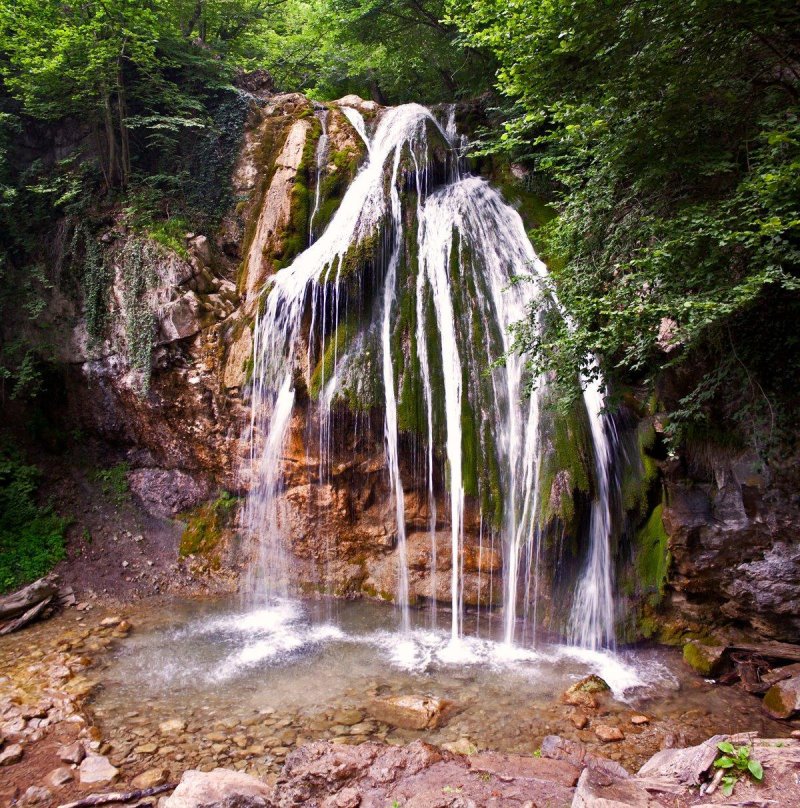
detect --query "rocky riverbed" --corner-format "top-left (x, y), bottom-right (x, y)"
top-left (2, 596), bottom-right (799, 806)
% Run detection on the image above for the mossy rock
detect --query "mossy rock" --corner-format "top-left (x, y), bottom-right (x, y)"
top-left (179, 492), bottom-right (238, 558)
top-left (566, 674), bottom-right (611, 694)
top-left (682, 639), bottom-right (727, 676)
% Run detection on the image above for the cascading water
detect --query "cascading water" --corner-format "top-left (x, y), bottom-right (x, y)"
top-left (243, 100), bottom-right (622, 651)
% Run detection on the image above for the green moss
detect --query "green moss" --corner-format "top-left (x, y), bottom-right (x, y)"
top-left (309, 316), bottom-right (358, 399)
top-left (91, 462), bottom-right (130, 506)
top-left (489, 160), bottom-right (557, 232)
top-left (620, 419), bottom-right (659, 517)
top-left (179, 491), bottom-right (238, 558)
top-left (144, 217), bottom-right (190, 259)
top-left (537, 393), bottom-right (593, 531)
top-left (634, 504), bottom-right (671, 602)
top-left (682, 639), bottom-right (725, 676)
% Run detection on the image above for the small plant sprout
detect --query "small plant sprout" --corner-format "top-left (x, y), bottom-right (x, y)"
top-left (713, 741), bottom-right (764, 796)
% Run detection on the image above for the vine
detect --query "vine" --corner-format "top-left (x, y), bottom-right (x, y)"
top-left (120, 239), bottom-right (157, 395)
top-left (71, 222), bottom-right (111, 345)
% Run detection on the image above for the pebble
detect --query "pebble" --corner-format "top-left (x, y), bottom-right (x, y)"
top-left (134, 742), bottom-right (159, 754)
top-left (631, 715), bottom-right (650, 725)
top-left (131, 767), bottom-right (169, 789)
top-left (570, 714), bottom-right (589, 730)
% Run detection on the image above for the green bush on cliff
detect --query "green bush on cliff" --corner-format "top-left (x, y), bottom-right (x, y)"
top-left (0, 445), bottom-right (68, 593)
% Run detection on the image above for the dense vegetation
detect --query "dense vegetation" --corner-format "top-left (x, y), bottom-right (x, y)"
top-left (449, 0), bottom-right (800, 453)
top-left (0, 445), bottom-right (68, 592)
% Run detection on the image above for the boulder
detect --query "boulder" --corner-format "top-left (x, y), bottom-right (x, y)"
top-left (79, 753), bottom-right (119, 785)
top-left (682, 640), bottom-right (726, 676)
top-left (128, 468), bottom-right (209, 518)
top-left (367, 695), bottom-right (451, 730)
top-left (159, 291), bottom-right (202, 343)
top-left (163, 768), bottom-right (272, 808)
top-left (762, 675), bottom-right (800, 719)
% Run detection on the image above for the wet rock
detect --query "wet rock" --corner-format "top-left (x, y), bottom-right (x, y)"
top-left (79, 753), bottom-right (119, 785)
top-left (160, 718), bottom-right (188, 735)
top-left (134, 742), bottom-right (159, 754)
top-left (441, 738), bottom-right (476, 755)
top-left (45, 766), bottom-right (74, 788)
top-left (630, 715), bottom-right (650, 725)
top-left (682, 640), bottom-right (726, 676)
top-left (163, 768), bottom-right (272, 808)
top-left (762, 675), bottom-right (800, 719)
top-left (595, 725), bottom-right (625, 742)
top-left (332, 709), bottom-right (362, 727)
top-left (571, 713), bottom-right (589, 730)
top-left (367, 695), bottom-right (451, 730)
top-left (131, 767), bottom-right (169, 789)
top-left (0, 742), bottom-right (23, 765)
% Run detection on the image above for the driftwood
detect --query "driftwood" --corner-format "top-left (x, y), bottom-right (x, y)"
top-left (56, 783), bottom-right (176, 808)
top-left (0, 577), bottom-right (57, 621)
top-left (0, 596), bottom-right (53, 635)
top-left (728, 641), bottom-right (800, 664)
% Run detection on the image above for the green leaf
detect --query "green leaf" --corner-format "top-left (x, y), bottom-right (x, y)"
top-left (747, 760), bottom-right (763, 781)
top-left (722, 779), bottom-right (735, 797)
top-left (717, 742), bottom-right (736, 755)
top-left (715, 756), bottom-right (735, 768)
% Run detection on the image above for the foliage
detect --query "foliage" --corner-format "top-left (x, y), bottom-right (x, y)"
top-left (0, 444), bottom-right (68, 593)
top-left (120, 240), bottom-right (157, 394)
top-left (91, 461), bottom-right (131, 506)
top-left (714, 741), bottom-right (764, 796)
top-left (179, 491), bottom-right (238, 558)
top-left (449, 0), bottom-right (800, 451)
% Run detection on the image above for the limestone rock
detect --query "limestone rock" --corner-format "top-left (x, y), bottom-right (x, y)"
top-left (762, 674), bottom-right (800, 719)
top-left (128, 468), bottom-right (209, 518)
top-left (79, 753), bottom-right (119, 785)
top-left (45, 767), bottom-right (73, 788)
top-left (58, 740), bottom-right (86, 764)
top-left (131, 767), bottom-right (169, 789)
top-left (332, 709), bottom-right (362, 727)
top-left (159, 291), bottom-right (202, 343)
top-left (630, 715), bottom-right (650, 725)
top-left (367, 695), bottom-right (451, 730)
top-left (163, 768), bottom-right (272, 808)
top-left (0, 743), bottom-right (23, 765)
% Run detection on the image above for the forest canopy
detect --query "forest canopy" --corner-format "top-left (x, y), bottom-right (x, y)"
top-left (0, 0), bottom-right (798, 453)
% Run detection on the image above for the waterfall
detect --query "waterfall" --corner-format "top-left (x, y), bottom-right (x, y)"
top-left (243, 100), bottom-right (622, 652)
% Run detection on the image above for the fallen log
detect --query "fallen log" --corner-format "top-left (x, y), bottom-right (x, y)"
top-left (56, 783), bottom-right (176, 808)
top-left (0, 596), bottom-right (53, 635)
top-left (728, 642), bottom-right (800, 664)
top-left (0, 577), bottom-right (58, 621)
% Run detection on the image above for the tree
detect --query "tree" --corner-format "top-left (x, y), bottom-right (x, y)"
top-left (449, 0), bottom-right (800, 448)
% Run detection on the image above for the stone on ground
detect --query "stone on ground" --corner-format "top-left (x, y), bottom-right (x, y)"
top-left (131, 767), bottom-right (169, 789)
top-left (0, 742), bottom-right (23, 765)
top-left (79, 753), bottom-right (119, 785)
top-left (159, 718), bottom-right (188, 735)
top-left (573, 766), bottom-right (659, 807)
top-left (45, 767), bottom-right (73, 788)
top-left (163, 768), bottom-right (272, 808)
top-left (58, 740), bottom-right (86, 764)
top-left (367, 694), bottom-right (451, 730)
top-left (595, 725), bottom-right (625, 742)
